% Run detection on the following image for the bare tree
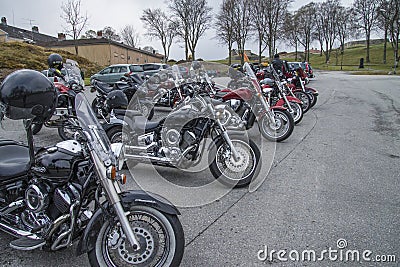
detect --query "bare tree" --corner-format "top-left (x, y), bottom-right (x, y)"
top-left (169, 0), bottom-right (212, 60)
top-left (231, 0), bottom-right (252, 64)
top-left (141, 8), bottom-right (177, 62)
top-left (215, 0), bottom-right (236, 65)
top-left (315, 0), bottom-right (341, 63)
top-left (283, 13), bottom-right (299, 61)
top-left (102, 26), bottom-right (120, 41)
top-left (294, 2), bottom-right (316, 62)
top-left (385, 0), bottom-right (400, 72)
top-left (261, 0), bottom-right (292, 60)
top-left (249, 0), bottom-right (268, 63)
top-left (120, 25), bottom-right (140, 48)
top-left (352, 0), bottom-right (379, 63)
top-left (377, 0), bottom-right (391, 64)
top-left (61, 0), bottom-right (88, 54)
top-left (336, 6), bottom-right (353, 69)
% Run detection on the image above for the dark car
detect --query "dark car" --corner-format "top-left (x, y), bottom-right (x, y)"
top-left (90, 64), bottom-right (144, 85)
top-left (142, 63), bottom-right (170, 77)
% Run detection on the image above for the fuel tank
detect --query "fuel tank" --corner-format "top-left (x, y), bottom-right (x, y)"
top-left (33, 140), bottom-right (83, 184)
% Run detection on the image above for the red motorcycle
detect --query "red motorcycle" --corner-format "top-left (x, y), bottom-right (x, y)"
top-left (209, 63), bottom-right (295, 142)
top-left (31, 70), bottom-right (84, 140)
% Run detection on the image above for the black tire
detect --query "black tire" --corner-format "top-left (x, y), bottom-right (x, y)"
top-left (107, 126), bottom-right (137, 168)
top-left (141, 103), bottom-right (154, 120)
top-left (307, 92), bottom-right (318, 108)
top-left (91, 98), bottom-right (102, 118)
top-left (31, 122), bottom-right (43, 135)
top-left (88, 205), bottom-right (184, 267)
top-left (293, 91), bottom-right (311, 113)
top-left (209, 136), bottom-right (260, 188)
top-left (259, 109), bottom-right (294, 142)
top-left (285, 101), bottom-right (303, 125)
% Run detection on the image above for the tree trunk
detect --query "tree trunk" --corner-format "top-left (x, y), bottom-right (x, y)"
top-left (74, 45), bottom-right (78, 55)
top-left (295, 41), bottom-right (298, 61)
top-left (366, 33), bottom-right (371, 63)
top-left (258, 38), bottom-right (262, 64)
top-left (228, 43), bottom-right (232, 66)
top-left (383, 28), bottom-right (387, 64)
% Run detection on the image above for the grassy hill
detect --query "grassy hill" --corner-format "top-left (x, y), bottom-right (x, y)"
top-left (213, 42), bottom-right (399, 75)
top-left (0, 42), bottom-right (103, 82)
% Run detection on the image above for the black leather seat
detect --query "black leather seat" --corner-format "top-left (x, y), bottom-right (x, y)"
top-left (0, 143), bottom-right (31, 181)
top-left (133, 116), bottom-right (161, 133)
top-left (94, 81), bottom-right (115, 94)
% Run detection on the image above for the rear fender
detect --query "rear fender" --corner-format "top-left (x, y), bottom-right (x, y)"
top-left (76, 190), bottom-right (180, 256)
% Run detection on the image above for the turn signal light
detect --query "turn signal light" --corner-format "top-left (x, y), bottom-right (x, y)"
top-left (108, 166), bottom-right (117, 180)
top-left (121, 174), bottom-right (127, 185)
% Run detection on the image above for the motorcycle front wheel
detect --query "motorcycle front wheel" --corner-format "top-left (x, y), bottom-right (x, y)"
top-left (58, 118), bottom-right (79, 141)
top-left (285, 102), bottom-right (303, 125)
top-left (209, 136), bottom-right (260, 188)
top-left (293, 91), bottom-right (311, 113)
top-left (259, 109), bottom-right (294, 142)
top-left (88, 205), bottom-right (184, 267)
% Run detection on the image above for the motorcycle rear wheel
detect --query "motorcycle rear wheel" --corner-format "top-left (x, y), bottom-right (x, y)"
top-left (209, 136), bottom-right (260, 188)
top-left (88, 205), bottom-right (184, 267)
top-left (259, 109), bottom-right (294, 142)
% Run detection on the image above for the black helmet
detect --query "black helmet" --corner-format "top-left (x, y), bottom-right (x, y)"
top-left (106, 90), bottom-right (128, 110)
top-left (47, 53), bottom-right (63, 70)
top-left (0, 69), bottom-right (57, 123)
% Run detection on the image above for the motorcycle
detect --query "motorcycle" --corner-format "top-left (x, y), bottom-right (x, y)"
top-left (259, 69), bottom-right (304, 124)
top-left (289, 67), bottom-right (319, 108)
top-left (103, 65), bottom-right (261, 188)
top-left (0, 93), bottom-right (184, 266)
top-left (91, 73), bottom-right (155, 120)
top-left (211, 63), bottom-right (295, 142)
top-left (32, 64), bottom-right (85, 140)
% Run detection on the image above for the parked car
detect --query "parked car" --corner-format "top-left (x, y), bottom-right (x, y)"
top-left (90, 64), bottom-right (144, 85)
top-left (142, 63), bottom-right (170, 77)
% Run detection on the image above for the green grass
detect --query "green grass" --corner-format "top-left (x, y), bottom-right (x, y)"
top-left (0, 42), bottom-right (103, 81)
top-left (289, 43), bottom-right (398, 75)
top-left (212, 42), bottom-right (399, 75)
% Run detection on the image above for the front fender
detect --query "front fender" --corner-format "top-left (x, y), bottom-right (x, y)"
top-left (270, 105), bottom-right (287, 111)
top-left (305, 87), bottom-right (319, 95)
top-left (285, 96), bottom-right (302, 104)
top-left (76, 190), bottom-right (180, 256)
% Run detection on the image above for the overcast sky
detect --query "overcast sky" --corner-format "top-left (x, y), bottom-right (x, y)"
top-left (1, 0), bottom-right (353, 60)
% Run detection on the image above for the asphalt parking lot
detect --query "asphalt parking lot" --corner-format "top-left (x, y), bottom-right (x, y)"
top-left (0, 71), bottom-right (399, 266)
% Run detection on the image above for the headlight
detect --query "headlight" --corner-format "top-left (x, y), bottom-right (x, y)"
top-left (111, 143), bottom-right (124, 170)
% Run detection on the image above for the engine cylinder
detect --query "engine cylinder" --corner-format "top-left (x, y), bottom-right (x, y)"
top-left (25, 183), bottom-right (49, 212)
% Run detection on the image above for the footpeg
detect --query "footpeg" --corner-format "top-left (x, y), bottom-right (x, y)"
top-left (10, 237), bottom-right (45, 251)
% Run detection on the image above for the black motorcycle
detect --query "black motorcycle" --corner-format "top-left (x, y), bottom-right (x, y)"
top-left (91, 73), bottom-right (155, 120)
top-left (102, 66), bottom-right (261, 188)
top-left (0, 93), bottom-right (184, 266)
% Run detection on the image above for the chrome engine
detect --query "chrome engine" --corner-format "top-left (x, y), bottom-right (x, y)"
top-left (160, 128), bottom-right (197, 162)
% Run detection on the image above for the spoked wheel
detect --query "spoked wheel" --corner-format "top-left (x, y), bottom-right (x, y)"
top-left (285, 102), bottom-right (303, 124)
top-left (306, 91), bottom-right (318, 108)
top-left (209, 136), bottom-right (260, 188)
top-left (88, 206), bottom-right (184, 267)
top-left (259, 109), bottom-right (294, 142)
top-left (140, 103), bottom-right (154, 120)
top-left (293, 91), bottom-right (311, 113)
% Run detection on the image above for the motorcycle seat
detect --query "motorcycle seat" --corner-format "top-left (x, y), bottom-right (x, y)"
top-left (133, 116), bottom-right (160, 133)
top-left (0, 143), bottom-right (31, 181)
top-left (94, 81), bottom-right (115, 94)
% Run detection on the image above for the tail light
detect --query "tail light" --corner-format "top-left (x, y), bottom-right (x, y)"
top-left (54, 77), bottom-right (58, 82)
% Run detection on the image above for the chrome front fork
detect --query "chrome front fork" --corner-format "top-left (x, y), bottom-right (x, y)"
top-left (91, 151), bottom-right (141, 249)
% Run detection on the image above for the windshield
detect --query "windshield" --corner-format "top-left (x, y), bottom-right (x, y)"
top-left (74, 93), bottom-right (115, 166)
